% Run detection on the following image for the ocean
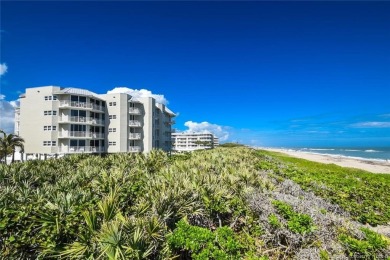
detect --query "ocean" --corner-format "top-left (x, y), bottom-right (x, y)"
top-left (286, 147), bottom-right (390, 161)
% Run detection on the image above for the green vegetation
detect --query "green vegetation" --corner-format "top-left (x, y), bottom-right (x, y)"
top-left (272, 200), bottom-right (315, 234)
top-left (168, 218), bottom-right (243, 259)
top-left (0, 147), bottom-right (389, 259)
top-left (339, 228), bottom-right (389, 258)
top-left (219, 142), bottom-right (245, 148)
top-left (257, 150), bottom-right (390, 226)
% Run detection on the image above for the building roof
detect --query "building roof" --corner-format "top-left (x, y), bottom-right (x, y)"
top-left (164, 107), bottom-right (176, 116)
top-left (54, 87), bottom-right (101, 98)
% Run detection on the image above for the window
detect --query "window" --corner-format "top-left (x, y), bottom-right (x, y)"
top-left (109, 141), bottom-right (116, 146)
top-left (109, 115), bottom-right (117, 119)
top-left (43, 141), bottom-right (56, 146)
top-left (109, 102), bottom-right (116, 106)
top-left (45, 96), bottom-right (57, 101)
top-left (44, 125), bottom-right (57, 131)
top-left (108, 128), bottom-right (116, 133)
top-left (44, 110), bottom-right (56, 116)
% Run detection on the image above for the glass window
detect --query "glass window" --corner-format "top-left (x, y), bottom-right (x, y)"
top-left (79, 140), bottom-right (86, 146)
top-left (79, 110), bottom-right (86, 117)
top-left (71, 110), bottom-right (78, 117)
top-left (70, 140), bottom-right (78, 147)
top-left (79, 96), bottom-right (86, 103)
top-left (71, 95), bottom-right (78, 102)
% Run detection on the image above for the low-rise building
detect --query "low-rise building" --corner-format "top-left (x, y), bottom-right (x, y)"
top-left (15, 86), bottom-right (175, 157)
top-left (172, 132), bottom-right (216, 152)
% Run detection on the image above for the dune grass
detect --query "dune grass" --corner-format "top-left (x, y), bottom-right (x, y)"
top-left (0, 147), bottom-right (388, 259)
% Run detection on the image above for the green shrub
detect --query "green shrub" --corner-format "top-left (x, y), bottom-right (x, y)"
top-left (339, 227), bottom-right (389, 258)
top-left (168, 219), bottom-right (243, 259)
top-left (272, 200), bottom-right (315, 234)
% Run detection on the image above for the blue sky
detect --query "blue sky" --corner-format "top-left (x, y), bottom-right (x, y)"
top-left (1, 1), bottom-right (389, 147)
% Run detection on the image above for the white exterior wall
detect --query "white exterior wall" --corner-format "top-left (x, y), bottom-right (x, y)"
top-left (19, 86), bottom-right (61, 154)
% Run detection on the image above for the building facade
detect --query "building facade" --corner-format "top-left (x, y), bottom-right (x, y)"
top-left (172, 132), bottom-right (217, 152)
top-left (15, 86), bottom-right (175, 156)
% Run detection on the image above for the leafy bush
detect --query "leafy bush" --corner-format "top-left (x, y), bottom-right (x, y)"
top-left (339, 228), bottom-right (389, 258)
top-left (168, 219), bottom-right (243, 259)
top-left (272, 200), bottom-right (315, 234)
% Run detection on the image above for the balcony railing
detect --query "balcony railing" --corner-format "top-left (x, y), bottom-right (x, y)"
top-left (129, 133), bottom-right (141, 140)
top-left (164, 120), bottom-right (176, 126)
top-left (59, 101), bottom-right (105, 111)
top-left (129, 120), bottom-right (142, 127)
top-left (129, 108), bottom-right (141, 114)
top-left (91, 132), bottom-right (105, 139)
top-left (59, 116), bottom-right (105, 125)
top-left (58, 131), bottom-right (105, 138)
top-left (58, 146), bottom-right (105, 153)
top-left (90, 118), bottom-right (105, 125)
top-left (129, 146), bottom-right (141, 152)
top-left (59, 131), bottom-right (88, 138)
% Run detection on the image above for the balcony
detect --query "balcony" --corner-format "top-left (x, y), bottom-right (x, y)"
top-left (129, 133), bottom-right (141, 140)
top-left (91, 132), bottom-right (105, 139)
top-left (164, 120), bottom-right (176, 126)
top-left (59, 101), bottom-right (105, 111)
top-left (59, 116), bottom-right (105, 125)
top-left (92, 104), bottom-right (105, 111)
top-left (59, 131), bottom-right (88, 138)
top-left (90, 118), bottom-right (105, 125)
top-left (129, 120), bottom-right (142, 127)
top-left (129, 146), bottom-right (141, 152)
top-left (129, 107), bottom-right (141, 114)
top-left (58, 146), bottom-right (105, 153)
top-left (60, 101), bottom-right (92, 109)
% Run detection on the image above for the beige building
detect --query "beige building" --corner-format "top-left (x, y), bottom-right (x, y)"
top-left (172, 132), bottom-right (217, 152)
top-left (15, 86), bottom-right (175, 156)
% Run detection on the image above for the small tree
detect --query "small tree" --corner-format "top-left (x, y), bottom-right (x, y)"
top-left (0, 129), bottom-right (25, 164)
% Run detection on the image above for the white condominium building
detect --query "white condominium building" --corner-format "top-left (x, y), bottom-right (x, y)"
top-left (15, 86), bottom-right (175, 156)
top-left (172, 132), bottom-right (217, 152)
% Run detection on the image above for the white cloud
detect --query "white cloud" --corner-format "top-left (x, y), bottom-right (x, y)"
top-left (107, 87), bottom-right (168, 105)
top-left (0, 63), bottom-right (8, 77)
top-left (351, 121), bottom-right (390, 128)
top-left (183, 121), bottom-right (230, 141)
top-left (0, 96), bottom-right (19, 133)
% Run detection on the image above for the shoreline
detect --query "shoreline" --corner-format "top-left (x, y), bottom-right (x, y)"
top-left (260, 148), bottom-right (390, 174)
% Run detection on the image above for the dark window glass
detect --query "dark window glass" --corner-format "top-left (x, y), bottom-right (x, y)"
top-left (79, 96), bottom-right (86, 103)
top-left (71, 95), bottom-right (78, 102)
top-left (70, 140), bottom-right (77, 146)
top-left (79, 140), bottom-right (86, 146)
top-left (79, 110), bottom-right (86, 117)
top-left (71, 110), bottom-right (78, 117)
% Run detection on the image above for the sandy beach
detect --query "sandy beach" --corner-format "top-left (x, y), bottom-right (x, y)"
top-left (262, 148), bottom-right (390, 174)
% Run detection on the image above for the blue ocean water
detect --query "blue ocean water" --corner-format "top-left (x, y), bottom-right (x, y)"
top-left (289, 147), bottom-right (390, 161)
